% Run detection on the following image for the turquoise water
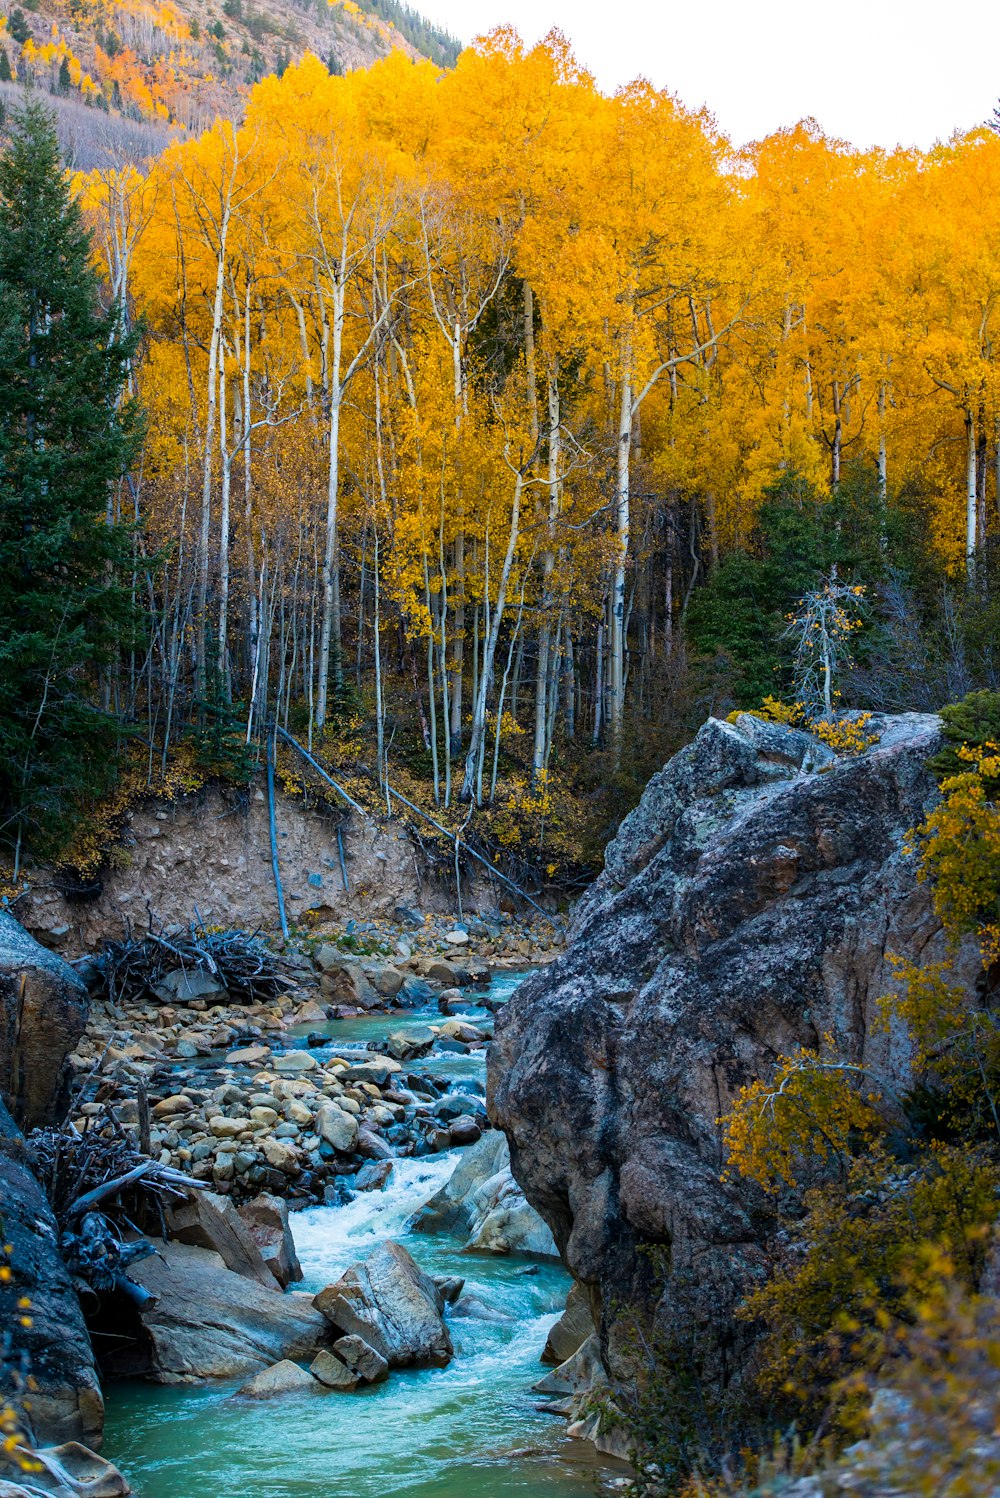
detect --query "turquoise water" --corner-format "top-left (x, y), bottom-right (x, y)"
top-left (101, 972), bottom-right (620, 1498)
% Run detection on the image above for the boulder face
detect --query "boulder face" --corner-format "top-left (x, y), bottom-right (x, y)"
top-left (313, 1240), bottom-right (452, 1368)
top-left (0, 1127), bottom-right (103, 1449)
top-left (489, 712), bottom-right (964, 1393)
top-left (0, 911), bottom-right (88, 1127)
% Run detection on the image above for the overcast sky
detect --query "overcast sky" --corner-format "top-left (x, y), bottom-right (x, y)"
top-left (425, 0), bottom-right (999, 151)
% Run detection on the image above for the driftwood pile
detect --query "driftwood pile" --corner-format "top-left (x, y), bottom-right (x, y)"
top-left (29, 1106), bottom-right (204, 1306)
top-left (91, 920), bottom-right (296, 1007)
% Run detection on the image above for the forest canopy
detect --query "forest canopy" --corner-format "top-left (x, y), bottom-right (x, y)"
top-left (5, 28), bottom-right (1000, 870)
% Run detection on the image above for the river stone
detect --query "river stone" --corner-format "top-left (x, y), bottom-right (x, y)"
top-left (313, 1240), bottom-right (453, 1368)
top-left (272, 1051), bottom-right (318, 1074)
top-left (448, 1115), bottom-right (482, 1146)
top-left (237, 1193), bottom-right (303, 1288)
top-left (444, 930), bottom-right (469, 946)
top-left (309, 1349), bottom-right (360, 1390)
top-left (354, 1160), bottom-right (393, 1192)
top-left (367, 964), bottom-right (405, 998)
top-left (463, 1168), bottom-right (558, 1257)
top-left (107, 1239), bottom-right (328, 1382)
top-left (339, 1056), bottom-right (402, 1087)
top-left (165, 1190), bottom-right (274, 1287)
top-left (9, 1442), bottom-right (131, 1496)
top-left (490, 711), bottom-right (968, 1405)
top-left (410, 1131), bottom-right (509, 1234)
top-left (152, 1094), bottom-right (194, 1118)
top-left (263, 1139), bottom-right (299, 1173)
top-left (237, 1359), bottom-right (319, 1399)
top-left (332, 1334), bottom-right (389, 1384)
top-left (533, 1333), bottom-right (608, 1397)
top-left (315, 1102), bottom-right (359, 1153)
top-left (226, 1045), bottom-right (271, 1065)
top-left (356, 1127), bottom-right (394, 1161)
top-left (0, 911), bottom-right (88, 1127)
top-left (542, 1282), bottom-right (596, 1365)
top-left (153, 968), bottom-right (228, 1004)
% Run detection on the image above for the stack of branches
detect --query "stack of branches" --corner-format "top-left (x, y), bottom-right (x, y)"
top-left (92, 916), bottom-right (297, 1006)
top-left (29, 1103), bottom-right (204, 1306)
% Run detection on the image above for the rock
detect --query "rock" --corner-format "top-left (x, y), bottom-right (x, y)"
top-left (316, 957), bottom-right (380, 1010)
top-left (236, 1359), bottom-right (319, 1399)
top-left (263, 1139), bottom-right (299, 1174)
top-left (237, 1194), bottom-right (303, 1289)
top-left (433, 1275), bottom-right (464, 1304)
top-left (450, 1295), bottom-right (514, 1323)
top-left (7, 1442), bottom-right (131, 1495)
top-left (209, 1117), bottom-right (246, 1139)
top-left (106, 1240), bottom-right (328, 1381)
top-left (356, 1127), bottom-right (394, 1161)
top-left (293, 1000), bottom-right (328, 1025)
top-left (489, 711), bottom-right (964, 1401)
top-left (448, 1115), bottom-right (482, 1146)
top-left (339, 1056), bottom-right (402, 1086)
top-left (331, 1334), bottom-right (389, 1384)
top-left (463, 1166), bottom-right (558, 1257)
top-left (0, 1121), bottom-right (103, 1448)
top-left (386, 1026), bottom-right (435, 1061)
top-left (225, 1044), bottom-right (271, 1065)
top-left (151, 1094), bottom-right (194, 1118)
top-left (152, 969), bottom-right (227, 1004)
top-left (0, 911), bottom-right (88, 1127)
top-left (542, 1282), bottom-right (596, 1365)
top-left (439, 1019), bottom-right (484, 1043)
top-left (394, 905), bottom-right (424, 929)
top-left (367, 964), bottom-right (405, 998)
top-left (444, 930), bottom-right (469, 946)
top-left (308, 1349), bottom-right (359, 1390)
top-left (313, 1240), bottom-right (453, 1368)
top-left (272, 1050), bottom-right (318, 1073)
top-left (410, 1131), bottom-right (509, 1234)
top-left (533, 1333), bottom-right (607, 1396)
top-left (354, 1160), bottom-right (393, 1192)
top-left (165, 1190), bottom-right (275, 1288)
top-left (315, 1102), bottom-right (359, 1154)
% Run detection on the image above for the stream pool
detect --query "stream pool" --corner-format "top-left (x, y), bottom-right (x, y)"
top-left (101, 971), bottom-right (618, 1498)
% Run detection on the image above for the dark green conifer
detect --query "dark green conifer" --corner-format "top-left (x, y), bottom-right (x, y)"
top-left (0, 99), bottom-right (142, 864)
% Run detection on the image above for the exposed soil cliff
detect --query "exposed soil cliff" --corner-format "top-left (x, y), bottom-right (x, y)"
top-left (15, 784), bottom-right (484, 956)
top-left (489, 712), bottom-right (977, 1397)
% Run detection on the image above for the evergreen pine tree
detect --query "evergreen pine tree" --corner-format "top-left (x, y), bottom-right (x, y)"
top-left (0, 99), bottom-right (142, 867)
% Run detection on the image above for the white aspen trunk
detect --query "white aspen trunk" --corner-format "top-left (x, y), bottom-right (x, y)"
top-left (217, 350), bottom-right (231, 699)
top-left (462, 470), bottom-right (524, 802)
top-left (532, 361), bottom-right (560, 783)
top-left (966, 408), bottom-right (978, 586)
top-left (315, 271), bottom-right (345, 729)
top-left (195, 213), bottom-right (229, 698)
top-left (609, 370), bottom-right (631, 753)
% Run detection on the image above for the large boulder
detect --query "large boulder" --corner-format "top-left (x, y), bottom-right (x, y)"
top-left (410, 1131), bottom-right (557, 1255)
top-left (0, 911), bottom-right (88, 1127)
top-left (489, 713), bottom-right (966, 1399)
top-left (99, 1239), bottom-right (328, 1383)
top-left (313, 1240), bottom-right (452, 1368)
top-left (236, 1194), bottom-right (303, 1289)
top-left (0, 1116), bottom-right (103, 1449)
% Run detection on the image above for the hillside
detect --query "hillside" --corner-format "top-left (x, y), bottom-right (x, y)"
top-left (0, 0), bottom-right (458, 163)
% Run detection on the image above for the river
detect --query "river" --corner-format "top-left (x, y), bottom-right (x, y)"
top-left (101, 971), bottom-right (619, 1497)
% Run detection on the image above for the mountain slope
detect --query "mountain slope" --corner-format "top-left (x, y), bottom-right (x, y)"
top-left (0, 0), bottom-right (459, 162)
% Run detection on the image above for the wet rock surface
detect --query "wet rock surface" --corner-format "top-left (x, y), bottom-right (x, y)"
top-left (313, 1239), bottom-right (453, 1368)
top-left (0, 911), bottom-right (88, 1127)
top-left (490, 712), bottom-right (967, 1398)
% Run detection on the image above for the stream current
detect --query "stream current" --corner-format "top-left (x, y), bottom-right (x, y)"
top-left (101, 972), bottom-right (614, 1497)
